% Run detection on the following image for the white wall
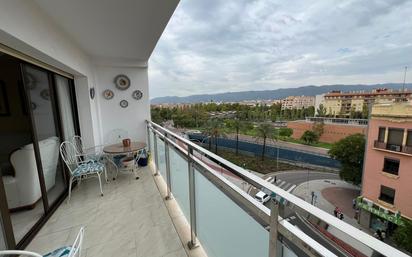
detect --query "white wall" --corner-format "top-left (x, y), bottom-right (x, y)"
top-left (0, 0), bottom-right (152, 147)
top-left (93, 65), bottom-right (150, 144)
top-left (0, 0), bottom-right (101, 147)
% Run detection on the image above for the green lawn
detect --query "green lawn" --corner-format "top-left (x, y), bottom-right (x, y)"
top-left (216, 149), bottom-right (304, 174)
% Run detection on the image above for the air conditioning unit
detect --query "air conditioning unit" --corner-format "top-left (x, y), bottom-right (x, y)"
top-left (388, 144), bottom-right (401, 152)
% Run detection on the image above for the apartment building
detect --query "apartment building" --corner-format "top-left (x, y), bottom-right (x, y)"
top-left (317, 88), bottom-right (412, 116)
top-left (281, 95), bottom-right (315, 110)
top-left (358, 102), bottom-right (412, 236)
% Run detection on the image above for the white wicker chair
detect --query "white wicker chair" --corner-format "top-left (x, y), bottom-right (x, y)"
top-left (60, 141), bottom-right (105, 202)
top-left (0, 227), bottom-right (84, 257)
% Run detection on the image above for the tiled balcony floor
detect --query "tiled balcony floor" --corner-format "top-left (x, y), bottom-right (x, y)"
top-left (26, 166), bottom-right (188, 257)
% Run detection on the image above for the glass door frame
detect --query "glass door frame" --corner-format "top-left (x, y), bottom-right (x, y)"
top-left (0, 55), bottom-right (81, 249)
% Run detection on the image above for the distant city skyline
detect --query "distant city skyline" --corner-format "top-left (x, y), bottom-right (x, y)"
top-left (149, 0), bottom-right (412, 98)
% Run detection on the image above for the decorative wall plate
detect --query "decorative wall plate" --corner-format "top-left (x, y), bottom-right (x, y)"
top-left (25, 73), bottom-right (36, 90)
top-left (120, 100), bottom-right (128, 108)
top-left (103, 89), bottom-right (114, 100)
top-left (114, 75), bottom-right (130, 90)
top-left (90, 87), bottom-right (95, 99)
top-left (40, 89), bottom-right (50, 100)
top-left (132, 90), bottom-right (143, 100)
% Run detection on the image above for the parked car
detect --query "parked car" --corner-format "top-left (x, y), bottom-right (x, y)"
top-left (255, 191), bottom-right (270, 203)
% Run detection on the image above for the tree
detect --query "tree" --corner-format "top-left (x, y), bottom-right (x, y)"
top-left (301, 130), bottom-right (319, 145)
top-left (328, 134), bottom-right (365, 185)
top-left (392, 219), bottom-right (412, 253)
top-left (312, 120), bottom-right (325, 137)
top-left (255, 124), bottom-right (275, 161)
top-left (362, 103), bottom-right (369, 119)
top-left (317, 104), bottom-right (327, 117)
top-left (204, 119), bottom-right (225, 153)
top-left (226, 119), bottom-right (253, 155)
top-left (278, 127), bottom-right (293, 137)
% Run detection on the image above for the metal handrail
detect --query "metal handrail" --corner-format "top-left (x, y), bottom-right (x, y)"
top-left (147, 120), bottom-right (409, 257)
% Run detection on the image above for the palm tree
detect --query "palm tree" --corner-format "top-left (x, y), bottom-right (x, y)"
top-left (204, 119), bottom-right (225, 153)
top-left (255, 123), bottom-right (275, 161)
top-left (226, 119), bottom-right (252, 155)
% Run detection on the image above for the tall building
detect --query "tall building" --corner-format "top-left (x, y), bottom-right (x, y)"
top-left (281, 95), bottom-right (315, 110)
top-left (317, 88), bottom-right (412, 116)
top-left (358, 102), bottom-right (412, 236)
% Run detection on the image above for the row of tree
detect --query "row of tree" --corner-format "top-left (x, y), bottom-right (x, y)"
top-left (201, 119), bottom-right (293, 160)
top-left (151, 102), bottom-right (316, 128)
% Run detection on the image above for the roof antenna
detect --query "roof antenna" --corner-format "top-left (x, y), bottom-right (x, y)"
top-left (402, 66), bottom-right (407, 92)
top-left (401, 66), bottom-right (408, 102)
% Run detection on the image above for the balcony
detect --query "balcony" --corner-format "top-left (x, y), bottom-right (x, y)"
top-left (402, 145), bottom-right (412, 155)
top-left (374, 140), bottom-right (412, 156)
top-left (23, 122), bottom-right (408, 257)
top-left (373, 140), bottom-right (387, 150)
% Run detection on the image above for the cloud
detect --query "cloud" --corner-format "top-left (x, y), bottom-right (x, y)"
top-left (148, 0), bottom-right (412, 98)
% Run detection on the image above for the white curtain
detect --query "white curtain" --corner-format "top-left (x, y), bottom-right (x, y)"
top-left (55, 75), bottom-right (76, 141)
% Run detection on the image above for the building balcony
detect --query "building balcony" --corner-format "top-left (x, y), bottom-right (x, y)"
top-left (402, 145), bottom-right (412, 155)
top-left (26, 122), bottom-right (406, 257)
top-left (374, 140), bottom-right (387, 150)
top-left (374, 140), bottom-right (412, 156)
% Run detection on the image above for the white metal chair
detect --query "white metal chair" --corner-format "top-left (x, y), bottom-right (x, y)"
top-left (60, 141), bottom-right (105, 202)
top-left (0, 227), bottom-right (84, 257)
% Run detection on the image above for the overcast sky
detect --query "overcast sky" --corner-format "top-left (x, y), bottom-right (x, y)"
top-left (148, 0), bottom-right (412, 98)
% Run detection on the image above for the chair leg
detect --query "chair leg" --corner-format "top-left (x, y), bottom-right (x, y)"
top-left (97, 172), bottom-right (104, 197)
top-left (104, 166), bottom-right (108, 183)
top-left (68, 176), bottom-right (74, 203)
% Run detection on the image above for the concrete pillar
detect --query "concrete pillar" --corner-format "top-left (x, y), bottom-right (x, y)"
top-left (384, 127), bottom-right (389, 143)
top-left (402, 129), bottom-right (407, 146)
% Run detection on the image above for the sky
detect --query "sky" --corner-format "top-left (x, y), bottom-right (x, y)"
top-left (148, 0), bottom-right (412, 98)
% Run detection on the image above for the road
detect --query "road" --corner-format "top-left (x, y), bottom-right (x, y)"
top-left (256, 171), bottom-right (348, 257)
top-left (283, 213), bottom-right (348, 257)
top-left (250, 170), bottom-right (339, 196)
top-left (268, 170), bottom-right (340, 192)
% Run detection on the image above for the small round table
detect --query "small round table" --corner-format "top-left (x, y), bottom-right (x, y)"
top-left (103, 141), bottom-right (147, 180)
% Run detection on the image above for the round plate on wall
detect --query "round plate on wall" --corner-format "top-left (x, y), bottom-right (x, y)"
top-left (40, 89), bottom-right (50, 100)
top-left (114, 75), bottom-right (130, 90)
top-left (132, 90), bottom-right (143, 100)
top-left (120, 100), bottom-right (128, 108)
top-left (103, 89), bottom-right (114, 100)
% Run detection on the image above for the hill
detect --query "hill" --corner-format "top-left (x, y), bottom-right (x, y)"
top-left (151, 83), bottom-right (412, 104)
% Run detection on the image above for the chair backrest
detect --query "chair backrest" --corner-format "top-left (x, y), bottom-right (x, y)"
top-left (68, 227), bottom-right (84, 257)
top-left (72, 135), bottom-right (83, 154)
top-left (60, 141), bottom-right (79, 175)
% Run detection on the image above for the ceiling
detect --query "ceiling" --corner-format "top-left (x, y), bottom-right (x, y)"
top-left (34, 0), bottom-right (179, 63)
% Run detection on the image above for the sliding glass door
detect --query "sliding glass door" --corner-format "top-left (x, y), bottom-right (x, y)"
top-left (21, 65), bottom-right (67, 207)
top-left (0, 53), bottom-right (79, 249)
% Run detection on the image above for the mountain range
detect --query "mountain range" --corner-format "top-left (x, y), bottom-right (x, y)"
top-left (150, 83), bottom-right (412, 104)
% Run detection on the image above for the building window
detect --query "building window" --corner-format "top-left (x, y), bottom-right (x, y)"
top-left (406, 130), bottom-right (412, 147)
top-left (383, 158), bottom-right (400, 175)
top-left (378, 127), bottom-right (386, 142)
top-left (379, 185), bottom-right (395, 205)
top-left (386, 128), bottom-right (404, 151)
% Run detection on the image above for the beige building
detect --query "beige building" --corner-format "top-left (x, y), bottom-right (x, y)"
top-left (281, 95), bottom-right (315, 110)
top-left (318, 88), bottom-right (412, 116)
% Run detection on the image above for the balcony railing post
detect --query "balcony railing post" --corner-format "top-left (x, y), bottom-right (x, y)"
top-left (153, 131), bottom-right (159, 176)
top-left (268, 199), bottom-right (280, 257)
top-left (187, 146), bottom-right (199, 249)
top-left (164, 133), bottom-right (173, 200)
top-left (146, 123), bottom-right (151, 153)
